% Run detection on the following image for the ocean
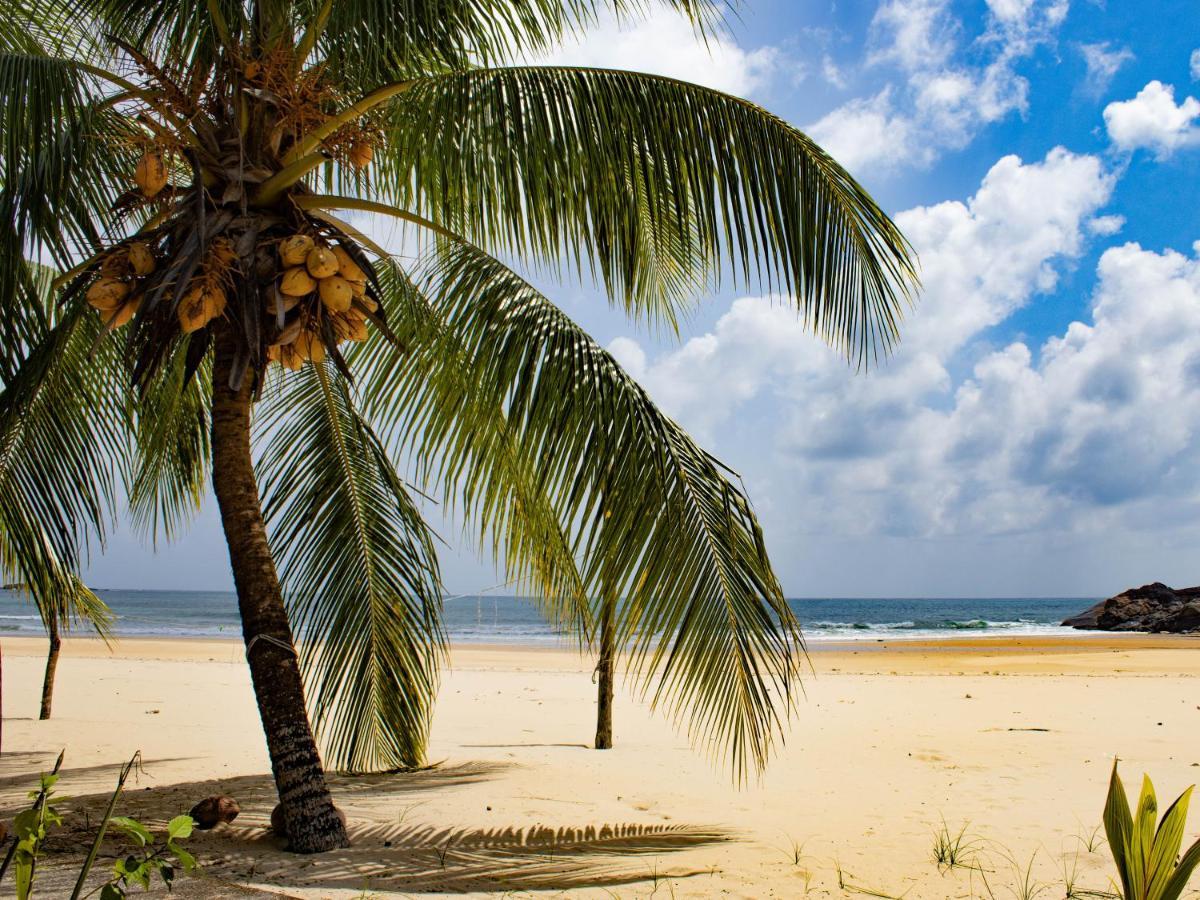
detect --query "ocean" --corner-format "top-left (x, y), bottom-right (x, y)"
top-left (0, 590), bottom-right (1096, 643)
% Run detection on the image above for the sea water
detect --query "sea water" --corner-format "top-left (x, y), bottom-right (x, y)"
top-left (0, 590), bottom-right (1095, 643)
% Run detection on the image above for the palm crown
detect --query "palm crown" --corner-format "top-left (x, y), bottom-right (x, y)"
top-left (0, 0), bottom-right (917, 853)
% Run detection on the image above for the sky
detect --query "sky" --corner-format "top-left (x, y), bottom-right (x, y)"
top-left (84, 0), bottom-right (1200, 598)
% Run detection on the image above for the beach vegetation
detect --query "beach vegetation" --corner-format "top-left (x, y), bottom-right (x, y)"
top-left (932, 818), bottom-right (980, 871)
top-left (0, 0), bottom-right (917, 850)
top-left (0, 750), bottom-right (196, 900)
top-left (1102, 761), bottom-right (1200, 900)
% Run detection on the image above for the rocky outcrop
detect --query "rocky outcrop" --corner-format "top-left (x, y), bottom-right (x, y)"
top-left (1063, 582), bottom-right (1200, 633)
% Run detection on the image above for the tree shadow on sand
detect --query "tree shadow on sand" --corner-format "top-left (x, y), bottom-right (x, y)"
top-left (4, 762), bottom-right (732, 894)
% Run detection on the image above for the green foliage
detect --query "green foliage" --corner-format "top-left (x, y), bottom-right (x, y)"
top-left (9, 766), bottom-right (64, 899)
top-left (1103, 761), bottom-right (1200, 900)
top-left (0, 751), bottom-right (197, 900)
top-left (258, 362), bottom-right (444, 772)
top-left (99, 814), bottom-right (196, 897)
top-left (0, 0), bottom-right (919, 780)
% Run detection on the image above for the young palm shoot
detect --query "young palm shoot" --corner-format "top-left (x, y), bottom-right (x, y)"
top-left (1103, 760), bottom-right (1200, 900)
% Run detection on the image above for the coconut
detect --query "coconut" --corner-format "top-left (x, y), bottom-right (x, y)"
top-left (202, 286), bottom-right (227, 320)
top-left (295, 331), bottom-right (326, 364)
top-left (107, 295), bottom-right (140, 329)
top-left (343, 316), bottom-right (369, 343)
top-left (86, 277), bottom-right (130, 311)
top-left (355, 295), bottom-right (379, 314)
top-left (319, 275), bottom-right (354, 312)
top-left (305, 246), bottom-right (339, 279)
top-left (280, 266), bottom-right (316, 297)
top-left (189, 795), bottom-right (240, 830)
top-left (100, 250), bottom-right (130, 278)
top-left (127, 242), bottom-right (156, 276)
top-left (348, 140), bottom-right (374, 170)
top-left (134, 151), bottom-right (168, 198)
top-left (331, 245), bottom-right (367, 285)
top-left (177, 285), bottom-right (210, 333)
top-left (266, 290), bottom-right (301, 315)
top-left (279, 234), bottom-right (314, 267)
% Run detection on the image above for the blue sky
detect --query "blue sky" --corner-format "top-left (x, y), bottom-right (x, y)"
top-left (84, 0), bottom-right (1200, 597)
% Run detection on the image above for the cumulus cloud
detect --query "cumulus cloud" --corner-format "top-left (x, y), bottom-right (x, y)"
top-left (608, 149), bottom-right (1152, 579)
top-left (1104, 81), bottom-right (1200, 158)
top-left (1078, 42), bottom-right (1134, 96)
top-left (528, 6), bottom-right (779, 97)
top-left (807, 0), bottom-right (1065, 173)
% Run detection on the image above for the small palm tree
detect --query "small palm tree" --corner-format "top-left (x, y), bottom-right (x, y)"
top-left (0, 0), bottom-right (917, 853)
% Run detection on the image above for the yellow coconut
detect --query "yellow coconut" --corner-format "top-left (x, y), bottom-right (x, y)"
top-left (178, 285), bottom-right (209, 333)
top-left (107, 295), bottom-right (141, 329)
top-left (342, 316), bottom-right (369, 343)
top-left (87, 277), bottom-right (130, 311)
top-left (331, 245), bottom-right (367, 284)
top-left (295, 331), bottom-right (326, 364)
top-left (280, 266), bottom-right (316, 297)
top-left (279, 234), bottom-right (314, 267)
top-left (348, 140), bottom-right (374, 170)
top-left (202, 286), bottom-right (227, 320)
top-left (100, 250), bottom-right (130, 278)
top-left (134, 151), bottom-right (168, 198)
top-left (127, 242), bottom-right (156, 276)
top-left (280, 346), bottom-right (304, 371)
top-left (319, 275), bottom-right (354, 312)
top-left (305, 246), bottom-right (339, 279)
top-left (243, 61), bottom-right (261, 80)
top-left (356, 295), bottom-right (378, 313)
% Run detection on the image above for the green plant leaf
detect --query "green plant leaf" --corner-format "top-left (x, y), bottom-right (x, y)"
top-left (1161, 836), bottom-right (1200, 900)
top-left (1104, 760), bottom-right (1134, 900)
top-left (1148, 786), bottom-right (1193, 898)
top-left (110, 817), bottom-right (152, 847)
top-left (166, 815), bottom-right (193, 840)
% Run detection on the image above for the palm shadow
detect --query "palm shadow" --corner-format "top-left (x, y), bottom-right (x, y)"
top-left (4, 762), bottom-right (732, 894)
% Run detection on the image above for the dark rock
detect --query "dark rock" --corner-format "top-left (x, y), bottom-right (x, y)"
top-left (1063, 582), bottom-right (1200, 633)
top-left (189, 794), bottom-right (240, 829)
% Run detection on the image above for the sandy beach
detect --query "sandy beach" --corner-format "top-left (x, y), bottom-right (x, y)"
top-left (2, 633), bottom-right (1198, 898)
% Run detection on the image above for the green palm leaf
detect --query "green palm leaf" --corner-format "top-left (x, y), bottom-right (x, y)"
top-left (364, 238), bottom-right (801, 777)
top-left (354, 258), bottom-right (590, 635)
top-left (257, 362), bottom-right (445, 772)
top-left (368, 65), bottom-right (915, 357)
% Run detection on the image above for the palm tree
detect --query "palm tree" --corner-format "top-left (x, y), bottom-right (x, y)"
top-left (0, 0), bottom-right (917, 854)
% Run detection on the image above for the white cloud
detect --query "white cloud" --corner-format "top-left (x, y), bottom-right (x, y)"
top-left (1191, 48), bottom-right (1200, 81)
top-left (807, 0), bottom-right (1064, 172)
top-left (1078, 42), bottom-right (1134, 96)
top-left (529, 6), bottom-right (779, 97)
top-left (1104, 81), bottom-right (1200, 158)
top-left (805, 89), bottom-right (918, 171)
top-left (1087, 214), bottom-right (1125, 236)
top-left (608, 149), bottom-right (1134, 565)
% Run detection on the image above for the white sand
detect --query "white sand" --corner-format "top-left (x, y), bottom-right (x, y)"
top-left (1, 634), bottom-right (1198, 898)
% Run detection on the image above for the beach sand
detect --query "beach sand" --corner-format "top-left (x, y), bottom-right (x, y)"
top-left (1, 633), bottom-right (1198, 898)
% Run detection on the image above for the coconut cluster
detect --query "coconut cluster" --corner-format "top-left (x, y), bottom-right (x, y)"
top-left (178, 238), bottom-right (234, 333)
top-left (268, 234), bottom-right (373, 370)
top-left (85, 242), bottom-right (156, 329)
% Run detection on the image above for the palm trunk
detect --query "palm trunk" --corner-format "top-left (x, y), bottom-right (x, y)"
top-left (209, 327), bottom-right (348, 853)
top-left (594, 596), bottom-right (615, 749)
top-left (38, 617), bottom-right (60, 720)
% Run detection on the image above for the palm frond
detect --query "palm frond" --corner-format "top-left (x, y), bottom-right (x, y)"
top-left (257, 361), bottom-right (445, 773)
top-left (371, 65), bottom-right (916, 358)
top-left (364, 239), bottom-right (802, 778)
top-left (314, 0), bottom-right (724, 90)
top-left (126, 341), bottom-right (210, 544)
top-left (353, 258), bottom-right (590, 636)
top-left (0, 281), bottom-right (127, 570)
top-left (0, 514), bottom-right (113, 642)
